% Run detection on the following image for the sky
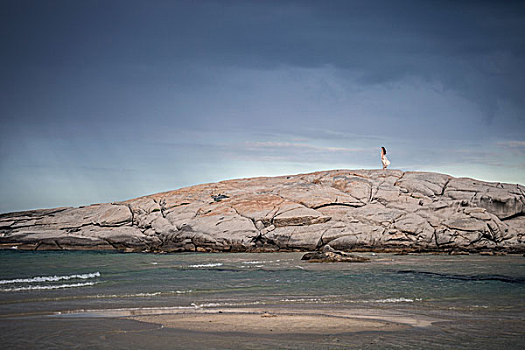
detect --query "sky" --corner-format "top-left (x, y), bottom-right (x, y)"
top-left (1, 0), bottom-right (524, 213)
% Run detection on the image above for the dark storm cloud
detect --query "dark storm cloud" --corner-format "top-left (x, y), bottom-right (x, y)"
top-left (2, 0), bottom-right (524, 122)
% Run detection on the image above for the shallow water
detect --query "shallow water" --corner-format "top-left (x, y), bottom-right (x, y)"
top-left (0, 250), bottom-right (524, 349)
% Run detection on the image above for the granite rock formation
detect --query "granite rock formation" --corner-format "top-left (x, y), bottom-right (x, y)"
top-left (1, 170), bottom-right (524, 253)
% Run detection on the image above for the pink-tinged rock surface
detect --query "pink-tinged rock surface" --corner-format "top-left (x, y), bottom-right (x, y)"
top-left (1, 170), bottom-right (524, 253)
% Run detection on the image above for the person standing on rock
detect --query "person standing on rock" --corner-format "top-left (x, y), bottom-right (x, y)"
top-left (381, 147), bottom-right (390, 169)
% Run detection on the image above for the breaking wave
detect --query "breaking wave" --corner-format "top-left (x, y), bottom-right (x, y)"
top-left (188, 263), bottom-right (223, 268)
top-left (190, 300), bottom-right (265, 308)
top-left (0, 272), bottom-right (101, 285)
top-left (364, 298), bottom-right (422, 303)
top-left (91, 290), bottom-right (193, 299)
top-left (0, 272), bottom-right (101, 292)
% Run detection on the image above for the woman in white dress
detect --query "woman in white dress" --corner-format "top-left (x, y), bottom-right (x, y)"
top-left (381, 147), bottom-right (390, 169)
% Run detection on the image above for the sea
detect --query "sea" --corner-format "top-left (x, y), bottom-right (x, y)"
top-left (0, 250), bottom-right (523, 349)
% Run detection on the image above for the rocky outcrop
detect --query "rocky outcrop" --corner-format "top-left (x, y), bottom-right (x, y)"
top-left (301, 245), bottom-right (370, 262)
top-left (1, 170), bottom-right (524, 253)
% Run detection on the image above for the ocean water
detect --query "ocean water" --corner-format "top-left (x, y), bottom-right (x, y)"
top-left (0, 250), bottom-right (524, 349)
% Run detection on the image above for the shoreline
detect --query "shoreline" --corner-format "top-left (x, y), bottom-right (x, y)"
top-left (1, 243), bottom-right (522, 255)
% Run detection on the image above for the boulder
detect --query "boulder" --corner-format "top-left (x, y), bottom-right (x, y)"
top-left (301, 245), bottom-right (370, 263)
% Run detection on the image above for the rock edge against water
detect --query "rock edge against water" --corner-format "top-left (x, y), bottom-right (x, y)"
top-left (1, 169), bottom-right (524, 254)
top-left (301, 245), bottom-right (370, 263)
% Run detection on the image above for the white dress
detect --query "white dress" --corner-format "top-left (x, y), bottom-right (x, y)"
top-left (381, 154), bottom-right (390, 169)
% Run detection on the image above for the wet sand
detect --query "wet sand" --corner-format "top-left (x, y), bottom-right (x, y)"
top-left (65, 306), bottom-right (442, 335)
top-left (132, 311), bottom-right (404, 334)
top-left (0, 313), bottom-right (424, 350)
top-left (57, 306), bottom-right (438, 335)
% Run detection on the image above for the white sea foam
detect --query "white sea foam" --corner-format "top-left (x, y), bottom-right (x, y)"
top-left (280, 298), bottom-right (321, 303)
top-left (242, 261), bottom-right (266, 264)
top-left (278, 297), bottom-right (422, 304)
top-left (134, 292), bottom-right (162, 297)
top-left (188, 263), bottom-right (223, 268)
top-left (191, 300), bottom-right (264, 308)
top-left (91, 290), bottom-right (192, 299)
top-left (192, 302), bottom-right (221, 308)
top-left (1, 282), bottom-right (97, 292)
top-left (362, 298), bottom-right (422, 303)
top-left (175, 289), bottom-right (192, 294)
top-left (0, 272), bottom-right (101, 285)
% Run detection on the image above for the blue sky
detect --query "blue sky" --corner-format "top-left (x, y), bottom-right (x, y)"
top-left (1, 0), bottom-right (524, 213)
